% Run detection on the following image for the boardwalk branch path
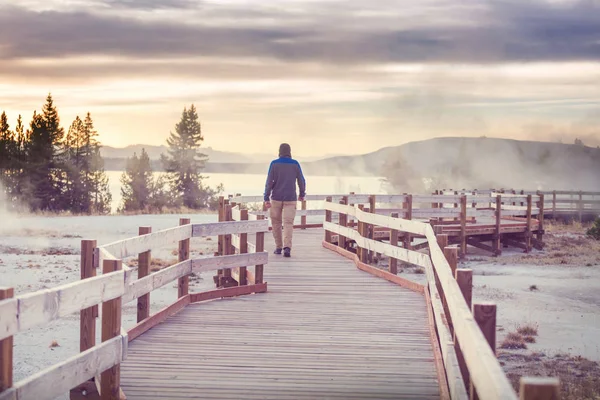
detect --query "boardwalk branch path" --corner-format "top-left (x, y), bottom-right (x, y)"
top-left (120, 230), bottom-right (441, 399)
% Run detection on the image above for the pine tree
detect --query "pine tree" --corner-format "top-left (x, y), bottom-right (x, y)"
top-left (0, 111), bottom-right (11, 170)
top-left (161, 104), bottom-right (217, 209)
top-left (62, 116), bottom-right (86, 212)
top-left (119, 149), bottom-right (154, 212)
top-left (0, 111), bottom-right (15, 202)
top-left (13, 115), bottom-right (27, 199)
top-left (89, 144), bottom-right (112, 214)
top-left (25, 94), bottom-right (66, 211)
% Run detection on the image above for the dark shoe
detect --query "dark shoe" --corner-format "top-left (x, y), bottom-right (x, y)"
top-left (283, 247), bottom-right (291, 257)
top-left (274, 248), bottom-right (282, 255)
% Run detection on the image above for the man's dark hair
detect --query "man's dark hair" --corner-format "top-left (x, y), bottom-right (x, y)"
top-left (279, 143), bottom-right (291, 158)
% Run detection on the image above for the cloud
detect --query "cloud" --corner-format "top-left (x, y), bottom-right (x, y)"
top-left (0, 0), bottom-right (599, 66)
top-left (100, 0), bottom-right (196, 9)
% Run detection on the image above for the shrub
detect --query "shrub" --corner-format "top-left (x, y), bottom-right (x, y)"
top-left (586, 217), bottom-right (600, 240)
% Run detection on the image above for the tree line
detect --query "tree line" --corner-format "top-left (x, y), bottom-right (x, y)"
top-left (0, 95), bottom-right (222, 214)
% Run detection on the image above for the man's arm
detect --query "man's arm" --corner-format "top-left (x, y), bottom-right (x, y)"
top-left (264, 162), bottom-right (275, 202)
top-left (296, 161), bottom-right (306, 199)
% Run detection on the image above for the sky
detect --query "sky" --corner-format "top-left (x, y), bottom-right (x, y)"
top-left (0, 0), bottom-right (599, 158)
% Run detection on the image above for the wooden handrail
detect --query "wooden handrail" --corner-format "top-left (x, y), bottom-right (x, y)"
top-left (323, 201), bottom-right (519, 400)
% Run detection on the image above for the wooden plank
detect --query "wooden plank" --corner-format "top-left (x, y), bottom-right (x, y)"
top-left (0, 289), bottom-right (13, 394)
top-left (231, 205), bottom-right (242, 221)
top-left (101, 259), bottom-right (122, 400)
top-left (137, 228), bottom-right (151, 323)
top-left (413, 195), bottom-right (461, 203)
top-left (7, 271), bottom-right (124, 340)
top-left (127, 295), bottom-right (190, 342)
top-left (178, 218), bottom-right (191, 298)
top-left (425, 226), bottom-right (518, 400)
top-left (422, 261), bottom-right (469, 400)
top-left (424, 287), bottom-right (452, 400)
top-left (322, 241), bottom-right (424, 294)
top-left (123, 260), bottom-right (192, 304)
top-left (193, 253), bottom-right (268, 275)
top-left (192, 220), bottom-right (269, 237)
top-left (5, 335), bottom-right (123, 400)
top-left (189, 284), bottom-right (268, 303)
top-left (80, 240), bottom-right (98, 355)
top-left (324, 222), bottom-right (430, 268)
top-left (101, 225), bottom-right (192, 259)
top-left (124, 254), bottom-right (267, 303)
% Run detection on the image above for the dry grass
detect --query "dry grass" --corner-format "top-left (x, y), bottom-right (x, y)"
top-left (500, 229), bottom-right (600, 267)
top-left (128, 258), bottom-right (178, 272)
top-left (501, 332), bottom-right (528, 350)
top-left (517, 323), bottom-right (539, 337)
top-left (500, 352), bottom-right (600, 400)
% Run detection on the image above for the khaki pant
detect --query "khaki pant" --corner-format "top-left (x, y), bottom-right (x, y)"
top-left (270, 200), bottom-right (297, 249)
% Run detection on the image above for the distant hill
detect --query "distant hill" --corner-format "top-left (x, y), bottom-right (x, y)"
top-left (306, 137), bottom-right (600, 190)
top-left (100, 138), bottom-right (600, 190)
top-left (100, 144), bottom-right (273, 164)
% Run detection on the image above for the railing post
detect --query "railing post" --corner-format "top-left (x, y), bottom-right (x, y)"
top-left (455, 269), bottom-right (473, 310)
top-left (178, 218), bottom-right (191, 297)
top-left (137, 228), bottom-right (151, 322)
top-left (218, 196), bottom-right (225, 257)
top-left (578, 190), bottom-right (583, 222)
top-left (390, 212), bottom-right (399, 275)
top-left (536, 192), bottom-right (544, 249)
top-left (437, 234), bottom-right (448, 251)
top-left (338, 197), bottom-right (348, 250)
top-left (444, 246), bottom-right (459, 280)
top-left (0, 287), bottom-right (14, 394)
top-left (494, 195), bottom-right (502, 256)
top-left (255, 215), bottom-right (265, 284)
top-left (473, 302), bottom-right (496, 352)
top-left (239, 209), bottom-right (249, 286)
top-left (357, 205), bottom-right (367, 263)
top-left (325, 196), bottom-right (333, 243)
top-left (404, 194), bottom-right (413, 250)
top-left (460, 195), bottom-right (467, 258)
top-left (301, 199), bottom-right (307, 229)
top-left (80, 240), bottom-right (98, 353)
top-left (525, 195), bottom-right (532, 253)
top-left (368, 195), bottom-right (376, 263)
top-left (519, 377), bottom-right (560, 400)
top-left (101, 259), bottom-right (122, 400)
top-left (552, 190), bottom-right (557, 218)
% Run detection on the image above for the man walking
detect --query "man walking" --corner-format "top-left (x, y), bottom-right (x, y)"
top-left (264, 143), bottom-right (306, 258)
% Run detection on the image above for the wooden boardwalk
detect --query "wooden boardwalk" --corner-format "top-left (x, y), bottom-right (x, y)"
top-left (120, 229), bottom-right (441, 399)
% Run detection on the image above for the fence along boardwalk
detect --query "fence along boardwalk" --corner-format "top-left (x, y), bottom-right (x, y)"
top-left (120, 229), bottom-right (442, 399)
top-left (4, 189), bottom-right (591, 400)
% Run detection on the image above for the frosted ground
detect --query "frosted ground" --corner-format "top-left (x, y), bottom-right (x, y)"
top-left (1, 211), bottom-right (599, 399)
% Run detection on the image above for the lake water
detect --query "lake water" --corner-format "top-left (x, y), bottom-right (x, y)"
top-left (106, 171), bottom-right (387, 213)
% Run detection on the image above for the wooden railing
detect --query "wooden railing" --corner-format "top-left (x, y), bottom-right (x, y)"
top-left (0, 219), bottom-right (270, 400)
top-left (322, 200), bottom-right (561, 400)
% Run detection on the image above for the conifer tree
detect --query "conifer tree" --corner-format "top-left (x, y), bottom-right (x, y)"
top-left (161, 104), bottom-right (221, 209)
top-left (119, 149), bottom-right (154, 212)
top-left (25, 94), bottom-right (65, 210)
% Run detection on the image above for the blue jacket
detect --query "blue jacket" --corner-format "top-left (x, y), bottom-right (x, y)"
top-left (264, 156), bottom-right (306, 202)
